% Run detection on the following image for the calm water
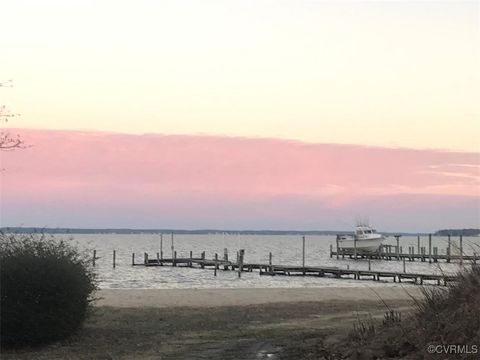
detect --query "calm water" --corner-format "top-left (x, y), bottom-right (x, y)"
top-left (63, 234), bottom-right (479, 289)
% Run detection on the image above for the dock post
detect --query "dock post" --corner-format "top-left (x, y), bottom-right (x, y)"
top-left (403, 257), bottom-right (406, 273)
top-left (171, 232), bottom-right (174, 262)
top-left (269, 252), bottom-right (273, 274)
top-left (353, 235), bottom-right (357, 260)
top-left (447, 234), bottom-right (451, 263)
top-left (428, 234), bottom-right (432, 264)
top-left (368, 258), bottom-right (371, 271)
top-left (93, 250), bottom-right (97, 267)
top-left (173, 251), bottom-right (177, 267)
top-left (238, 249), bottom-right (244, 278)
top-left (417, 235), bottom-right (421, 256)
top-left (336, 235), bottom-right (340, 260)
top-left (132, 253), bottom-right (135, 266)
top-left (160, 233), bottom-right (163, 260)
top-left (113, 250), bottom-right (116, 268)
top-left (157, 252), bottom-right (160, 265)
top-left (395, 235), bottom-right (400, 260)
top-left (330, 244), bottom-right (333, 258)
top-left (224, 248), bottom-right (228, 262)
top-left (214, 253), bottom-right (218, 276)
top-left (302, 236), bottom-right (306, 274)
top-left (144, 252), bottom-right (148, 265)
top-left (201, 251), bottom-right (205, 268)
top-left (460, 235), bottom-right (463, 265)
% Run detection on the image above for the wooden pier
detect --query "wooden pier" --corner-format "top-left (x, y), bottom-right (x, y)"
top-left (133, 252), bottom-right (456, 286)
top-left (330, 248), bottom-right (480, 263)
top-left (331, 234), bottom-right (479, 264)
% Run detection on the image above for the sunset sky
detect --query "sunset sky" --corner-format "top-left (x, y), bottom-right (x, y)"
top-left (1, 0), bottom-right (479, 232)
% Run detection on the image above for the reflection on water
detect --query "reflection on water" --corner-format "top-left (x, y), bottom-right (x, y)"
top-left (63, 234), bottom-right (479, 289)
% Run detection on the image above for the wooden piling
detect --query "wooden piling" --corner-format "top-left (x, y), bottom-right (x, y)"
top-left (144, 252), bottom-right (148, 264)
top-left (269, 252), bottom-right (273, 274)
top-left (330, 244), bottom-right (333, 258)
top-left (132, 253), bottom-right (135, 266)
top-left (460, 235), bottom-right (463, 265)
top-left (302, 236), bottom-right (306, 273)
top-left (157, 252), bottom-right (160, 265)
top-left (428, 234), bottom-right (432, 264)
top-left (353, 235), bottom-right (357, 260)
top-left (214, 253), bottom-right (218, 276)
top-left (368, 258), bottom-right (371, 271)
top-left (173, 251), bottom-right (177, 267)
top-left (395, 235), bottom-right (400, 260)
top-left (336, 235), bottom-right (340, 260)
top-left (403, 257), bottom-right (406, 273)
top-left (160, 233), bottom-right (163, 259)
top-left (238, 249), bottom-right (245, 278)
top-left (113, 250), bottom-right (116, 268)
top-left (93, 250), bottom-right (97, 267)
top-left (447, 234), bottom-right (451, 263)
top-left (171, 233), bottom-right (174, 261)
top-left (224, 248), bottom-right (228, 262)
top-left (417, 235), bottom-right (420, 255)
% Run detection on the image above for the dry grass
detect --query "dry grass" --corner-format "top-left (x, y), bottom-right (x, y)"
top-left (336, 266), bottom-right (480, 359)
top-left (0, 299), bottom-right (413, 359)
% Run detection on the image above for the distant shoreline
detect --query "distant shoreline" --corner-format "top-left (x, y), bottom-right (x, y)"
top-left (1, 226), bottom-right (427, 236)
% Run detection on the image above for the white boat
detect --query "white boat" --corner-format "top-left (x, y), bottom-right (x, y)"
top-left (338, 223), bottom-right (385, 253)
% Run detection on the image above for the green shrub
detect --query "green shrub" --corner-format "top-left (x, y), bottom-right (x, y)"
top-left (0, 233), bottom-right (97, 347)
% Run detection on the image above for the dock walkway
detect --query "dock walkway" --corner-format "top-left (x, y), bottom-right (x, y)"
top-left (134, 253), bottom-right (455, 286)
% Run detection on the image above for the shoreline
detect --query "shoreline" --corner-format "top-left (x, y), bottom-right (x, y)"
top-left (96, 286), bottom-right (422, 308)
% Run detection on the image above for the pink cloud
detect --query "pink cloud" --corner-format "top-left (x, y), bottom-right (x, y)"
top-left (1, 128), bottom-right (479, 231)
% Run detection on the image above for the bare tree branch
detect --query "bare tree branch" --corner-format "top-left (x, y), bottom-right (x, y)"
top-left (1, 79), bottom-right (26, 151)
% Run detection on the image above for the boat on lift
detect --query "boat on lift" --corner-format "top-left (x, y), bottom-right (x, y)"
top-left (338, 223), bottom-right (385, 253)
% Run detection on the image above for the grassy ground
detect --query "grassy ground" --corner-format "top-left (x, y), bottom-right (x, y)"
top-left (2, 299), bottom-right (414, 359)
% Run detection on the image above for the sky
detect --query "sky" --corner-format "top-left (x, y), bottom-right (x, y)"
top-left (1, 0), bottom-right (479, 232)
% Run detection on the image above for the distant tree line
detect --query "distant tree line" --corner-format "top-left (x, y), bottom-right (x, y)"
top-left (434, 229), bottom-right (480, 236)
top-left (2, 227), bottom-right (425, 236)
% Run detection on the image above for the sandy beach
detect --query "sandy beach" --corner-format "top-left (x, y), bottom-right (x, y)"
top-left (97, 286), bottom-right (422, 308)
